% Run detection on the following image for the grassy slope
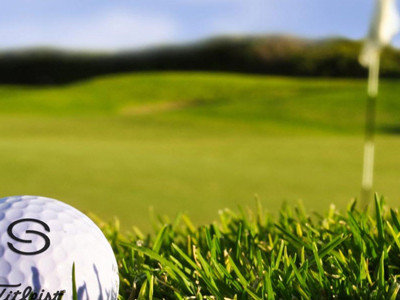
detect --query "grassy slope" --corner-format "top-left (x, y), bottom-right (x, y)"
top-left (0, 72), bottom-right (399, 230)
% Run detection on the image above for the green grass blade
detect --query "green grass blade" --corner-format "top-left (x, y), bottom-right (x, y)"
top-left (318, 234), bottom-right (348, 259)
top-left (120, 242), bottom-right (195, 294)
top-left (265, 268), bottom-right (274, 300)
top-left (386, 221), bottom-right (400, 249)
top-left (390, 209), bottom-right (400, 232)
top-left (152, 224), bottom-right (169, 254)
top-left (228, 256), bottom-right (248, 288)
top-left (235, 222), bottom-right (243, 260)
top-left (312, 242), bottom-right (324, 285)
top-left (378, 251), bottom-right (385, 292)
top-left (72, 263), bottom-right (77, 300)
top-left (171, 243), bottom-right (198, 269)
top-left (375, 194), bottom-right (385, 252)
top-left (274, 224), bottom-right (311, 250)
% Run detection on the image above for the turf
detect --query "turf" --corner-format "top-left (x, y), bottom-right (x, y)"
top-left (106, 196), bottom-right (400, 300)
top-left (0, 72), bottom-right (400, 230)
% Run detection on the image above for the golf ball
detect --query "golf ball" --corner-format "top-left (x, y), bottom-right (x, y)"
top-left (0, 196), bottom-right (119, 300)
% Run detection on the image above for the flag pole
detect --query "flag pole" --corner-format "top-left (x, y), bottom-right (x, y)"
top-left (361, 50), bottom-right (380, 206)
top-left (359, 0), bottom-right (400, 207)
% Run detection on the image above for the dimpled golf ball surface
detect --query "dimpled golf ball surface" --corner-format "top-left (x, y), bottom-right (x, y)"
top-left (0, 196), bottom-right (119, 300)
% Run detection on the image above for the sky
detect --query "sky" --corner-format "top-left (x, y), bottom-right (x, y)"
top-left (1, 0), bottom-right (399, 51)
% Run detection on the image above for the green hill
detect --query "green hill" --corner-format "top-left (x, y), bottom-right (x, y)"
top-left (1, 71), bottom-right (400, 134)
top-left (1, 36), bottom-right (400, 85)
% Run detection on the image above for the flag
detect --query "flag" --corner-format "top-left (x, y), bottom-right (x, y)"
top-left (360, 0), bottom-right (400, 67)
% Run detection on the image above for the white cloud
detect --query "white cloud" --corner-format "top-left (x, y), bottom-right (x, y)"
top-left (0, 9), bottom-right (179, 50)
top-left (1, 0), bottom-right (396, 50)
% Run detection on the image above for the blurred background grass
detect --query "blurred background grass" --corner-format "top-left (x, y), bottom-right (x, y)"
top-left (1, 72), bottom-right (400, 230)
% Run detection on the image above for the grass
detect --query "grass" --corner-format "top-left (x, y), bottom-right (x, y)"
top-left (101, 196), bottom-right (400, 300)
top-left (1, 72), bottom-right (400, 230)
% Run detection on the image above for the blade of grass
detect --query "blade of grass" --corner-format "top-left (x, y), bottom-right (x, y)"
top-left (72, 263), bottom-right (77, 300)
top-left (375, 194), bottom-right (385, 252)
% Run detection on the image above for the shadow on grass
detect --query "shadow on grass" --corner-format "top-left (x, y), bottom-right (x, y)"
top-left (379, 125), bottom-right (400, 135)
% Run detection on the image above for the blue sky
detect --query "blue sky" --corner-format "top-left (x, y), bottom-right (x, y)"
top-left (0, 0), bottom-right (399, 50)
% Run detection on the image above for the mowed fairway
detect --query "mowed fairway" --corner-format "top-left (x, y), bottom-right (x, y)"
top-left (0, 72), bottom-right (399, 231)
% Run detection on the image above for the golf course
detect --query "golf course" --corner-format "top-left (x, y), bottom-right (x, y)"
top-left (1, 72), bottom-right (399, 231)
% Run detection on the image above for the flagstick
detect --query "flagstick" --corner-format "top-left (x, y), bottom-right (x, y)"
top-left (361, 50), bottom-right (381, 206)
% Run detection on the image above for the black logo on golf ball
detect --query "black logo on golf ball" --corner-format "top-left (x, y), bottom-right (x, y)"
top-left (7, 219), bottom-right (51, 255)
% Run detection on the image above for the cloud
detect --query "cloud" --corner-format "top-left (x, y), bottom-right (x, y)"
top-left (1, 0), bottom-right (397, 50)
top-left (0, 9), bottom-right (179, 50)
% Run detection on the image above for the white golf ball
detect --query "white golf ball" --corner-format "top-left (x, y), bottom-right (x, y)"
top-left (0, 195), bottom-right (119, 300)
